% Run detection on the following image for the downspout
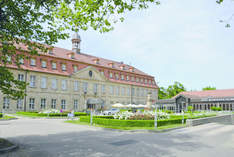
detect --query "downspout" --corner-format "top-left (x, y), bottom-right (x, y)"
top-left (24, 70), bottom-right (28, 112)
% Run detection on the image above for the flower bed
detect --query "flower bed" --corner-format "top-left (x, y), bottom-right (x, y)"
top-left (113, 111), bottom-right (169, 120)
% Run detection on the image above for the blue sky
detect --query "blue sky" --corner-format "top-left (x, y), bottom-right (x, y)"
top-left (55, 0), bottom-right (234, 91)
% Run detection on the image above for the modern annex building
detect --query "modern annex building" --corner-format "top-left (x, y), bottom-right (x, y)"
top-left (0, 33), bottom-right (158, 113)
top-left (156, 89), bottom-right (234, 112)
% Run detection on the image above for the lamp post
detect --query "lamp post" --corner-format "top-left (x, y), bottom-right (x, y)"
top-left (154, 104), bottom-right (157, 129)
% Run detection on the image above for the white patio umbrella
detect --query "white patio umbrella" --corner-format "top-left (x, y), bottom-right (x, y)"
top-left (112, 103), bottom-right (124, 108)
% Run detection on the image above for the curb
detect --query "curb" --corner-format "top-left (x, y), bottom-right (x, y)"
top-left (101, 126), bottom-right (186, 133)
top-left (0, 141), bottom-right (18, 153)
top-left (0, 118), bottom-right (18, 121)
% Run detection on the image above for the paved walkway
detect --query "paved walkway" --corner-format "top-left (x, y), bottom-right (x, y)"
top-left (0, 117), bottom-right (234, 157)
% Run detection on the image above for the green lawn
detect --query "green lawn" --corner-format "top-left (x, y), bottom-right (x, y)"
top-left (65, 119), bottom-right (186, 131)
top-left (0, 115), bottom-right (16, 120)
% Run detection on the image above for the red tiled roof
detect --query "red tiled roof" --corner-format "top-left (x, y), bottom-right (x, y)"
top-left (10, 43), bottom-right (158, 89)
top-left (177, 89), bottom-right (234, 98)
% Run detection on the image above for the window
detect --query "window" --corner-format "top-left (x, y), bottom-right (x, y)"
top-left (136, 78), bottom-right (139, 82)
top-left (41, 60), bottom-right (47, 68)
top-left (131, 88), bottom-right (135, 96)
top-left (74, 100), bottom-right (78, 110)
top-left (29, 75), bottom-right (36, 87)
top-left (29, 98), bottom-right (35, 110)
top-left (121, 87), bottom-right (125, 96)
top-left (115, 74), bottom-right (119, 80)
top-left (73, 65), bottom-right (78, 72)
top-left (61, 99), bottom-right (66, 109)
top-left (149, 80), bottom-right (151, 85)
top-left (127, 88), bottom-right (130, 96)
top-left (136, 88), bottom-right (140, 97)
top-left (61, 64), bottom-right (66, 71)
top-left (145, 79), bottom-right (148, 84)
top-left (19, 58), bottom-right (24, 64)
top-left (30, 58), bottom-right (36, 66)
top-left (109, 72), bottom-right (113, 78)
top-left (3, 97), bottom-right (10, 109)
top-left (110, 86), bottom-right (114, 95)
top-left (52, 62), bottom-right (57, 69)
top-left (18, 74), bottom-right (24, 81)
top-left (126, 75), bottom-right (129, 81)
top-left (101, 71), bottom-right (104, 75)
top-left (41, 98), bottom-right (46, 109)
top-left (74, 81), bottom-right (79, 91)
top-left (121, 75), bottom-right (124, 80)
top-left (93, 83), bottom-right (98, 94)
top-left (131, 76), bottom-right (135, 82)
top-left (83, 82), bottom-right (88, 93)
top-left (101, 85), bottom-right (105, 94)
top-left (61, 80), bottom-right (67, 90)
top-left (17, 99), bottom-right (23, 110)
top-left (116, 87), bottom-right (120, 95)
top-left (141, 89), bottom-right (144, 97)
top-left (41, 77), bottom-right (47, 88)
top-left (7, 55), bottom-right (11, 62)
top-left (141, 78), bottom-right (144, 83)
top-left (51, 99), bottom-right (56, 109)
top-left (51, 79), bottom-right (57, 89)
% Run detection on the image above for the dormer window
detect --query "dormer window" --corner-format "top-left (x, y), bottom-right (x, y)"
top-left (108, 62), bottom-right (114, 68)
top-left (30, 58), bottom-right (36, 66)
top-left (120, 65), bottom-right (125, 70)
top-left (93, 58), bottom-right (100, 64)
top-left (61, 64), bottom-right (66, 71)
top-left (67, 52), bottom-right (75, 59)
top-left (48, 48), bottom-right (53, 55)
top-left (41, 60), bottom-right (47, 68)
top-left (129, 67), bottom-right (134, 72)
top-left (73, 65), bottom-right (78, 72)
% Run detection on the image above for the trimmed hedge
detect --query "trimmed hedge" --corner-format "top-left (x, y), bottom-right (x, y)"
top-left (79, 116), bottom-right (186, 127)
top-left (0, 113), bottom-right (2, 118)
top-left (16, 112), bottom-right (87, 117)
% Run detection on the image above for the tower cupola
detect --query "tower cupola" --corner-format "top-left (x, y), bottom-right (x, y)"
top-left (71, 32), bottom-right (81, 54)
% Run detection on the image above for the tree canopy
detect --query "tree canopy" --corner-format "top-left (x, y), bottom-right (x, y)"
top-left (0, 0), bottom-right (160, 99)
top-left (202, 86), bottom-right (216, 91)
top-left (158, 81), bottom-right (186, 99)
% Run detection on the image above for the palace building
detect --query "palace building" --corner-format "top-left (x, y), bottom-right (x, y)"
top-left (1, 32), bottom-right (158, 113)
top-left (156, 89), bottom-right (234, 112)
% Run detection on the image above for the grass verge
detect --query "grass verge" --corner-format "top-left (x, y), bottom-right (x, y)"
top-left (65, 120), bottom-right (185, 131)
top-left (0, 116), bottom-right (16, 120)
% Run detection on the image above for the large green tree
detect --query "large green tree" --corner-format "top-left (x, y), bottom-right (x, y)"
top-left (0, 0), bottom-right (160, 99)
top-left (158, 81), bottom-right (186, 99)
top-left (202, 86), bottom-right (216, 91)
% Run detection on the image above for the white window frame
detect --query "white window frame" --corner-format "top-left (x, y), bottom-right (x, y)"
top-left (121, 75), bottom-right (124, 80)
top-left (29, 98), bottom-right (35, 110)
top-left (74, 81), bottom-right (79, 91)
top-left (74, 99), bottom-right (78, 110)
top-left (51, 99), bottom-right (56, 109)
top-left (83, 82), bottom-right (88, 93)
top-left (52, 62), bottom-right (57, 69)
top-left (30, 58), bottom-right (36, 66)
top-left (18, 74), bottom-right (24, 81)
top-left (61, 64), bottom-right (66, 71)
top-left (51, 79), bottom-right (57, 90)
top-left (41, 77), bottom-right (47, 89)
top-left (3, 97), bottom-right (10, 109)
top-left (61, 99), bottom-right (66, 109)
top-left (109, 72), bottom-right (113, 78)
top-left (29, 75), bottom-right (36, 87)
top-left (93, 83), bottom-right (98, 94)
top-left (61, 80), bottom-right (67, 90)
top-left (41, 60), bottom-right (47, 68)
top-left (41, 98), bottom-right (46, 109)
top-left (17, 99), bottom-right (23, 110)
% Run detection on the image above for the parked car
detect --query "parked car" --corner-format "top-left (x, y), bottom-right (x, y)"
top-left (103, 108), bottom-right (120, 115)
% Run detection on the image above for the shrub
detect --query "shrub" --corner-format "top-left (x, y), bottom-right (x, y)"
top-left (0, 113), bottom-right (2, 118)
top-left (211, 106), bottom-right (222, 111)
top-left (79, 116), bottom-right (186, 127)
top-left (16, 112), bottom-right (87, 117)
